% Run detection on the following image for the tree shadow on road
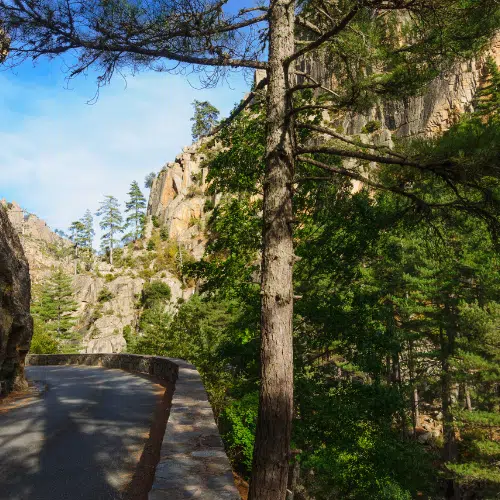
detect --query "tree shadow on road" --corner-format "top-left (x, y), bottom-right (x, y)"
top-left (0, 366), bottom-right (171, 500)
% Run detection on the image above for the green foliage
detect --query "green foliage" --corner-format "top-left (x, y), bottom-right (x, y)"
top-left (29, 319), bottom-right (60, 354)
top-left (219, 392), bottom-right (259, 472)
top-left (141, 281), bottom-right (171, 307)
top-left (151, 215), bottom-right (160, 228)
top-left (160, 227), bottom-right (169, 241)
top-left (147, 239), bottom-right (156, 251)
top-left (96, 195), bottom-right (123, 260)
top-left (97, 287), bottom-right (114, 303)
top-left (191, 100), bottom-right (219, 140)
top-left (361, 120), bottom-right (381, 133)
top-left (123, 180), bottom-right (147, 242)
top-left (31, 268), bottom-right (79, 343)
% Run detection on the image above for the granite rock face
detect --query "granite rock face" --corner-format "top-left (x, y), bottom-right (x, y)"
top-left (0, 206), bottom-right (33, 395)
top-left (0, 200), bottom-right (73, 284)
top-left (148, 38), bottom-right (500, 264)
top-left (147, 142), bottom-right (212, 261)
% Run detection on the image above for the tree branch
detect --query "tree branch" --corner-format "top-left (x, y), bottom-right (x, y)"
top-left (298, 122), bottom-right (407, 159)
top-left (287, 4), bottom-right (362, 64)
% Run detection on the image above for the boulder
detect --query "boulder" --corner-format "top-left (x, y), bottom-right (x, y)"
top-left (0, 206), bottom-right (33, 395)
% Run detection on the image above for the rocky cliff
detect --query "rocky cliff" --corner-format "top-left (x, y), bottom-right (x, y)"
top-left (146, 142), bottom-right (212, 260)
top-left (0, 200), bottom-right (73, 284)
top-left (1, 201), bottom-right (186, 354)
top-left (146, 39), bottom-right (500, 258)
top-left (299, 34), bottom-right (500, 139)
top-left (0, 205), bottom-right (33, 395)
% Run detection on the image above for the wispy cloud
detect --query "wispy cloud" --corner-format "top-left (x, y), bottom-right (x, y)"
top-left (0, 69), bottom-right (249, 242)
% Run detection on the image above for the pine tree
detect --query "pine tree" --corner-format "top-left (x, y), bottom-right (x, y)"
top-left (81, 209), bottom-right (95, 251)
top-left (123, 181), bottom-right (146, 242)
top-left (32, 268), bottom-right (78, 341)
top-left (191, 100), bottom-right (220, 140)
top-left (68, 220), bottom-right (86, 256)
top-left (96, 195), bottom-right (123, 265)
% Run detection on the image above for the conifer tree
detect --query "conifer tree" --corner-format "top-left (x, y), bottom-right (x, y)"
top-left (123, 181), bottom-right (146, 243)
top-left (68, 220), bottom-right (86, 257)
top-left (32, 268), bottom-right (78, 340)
top-left (81, 209), bottom-right (95, 251)
top-left (191, 100), bottom-right (219, 140)
top-left (96, 195), bottom-right (123, 265)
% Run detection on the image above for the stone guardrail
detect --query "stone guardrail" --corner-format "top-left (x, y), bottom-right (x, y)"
top-left (26, 353), bottom-right (240, 500)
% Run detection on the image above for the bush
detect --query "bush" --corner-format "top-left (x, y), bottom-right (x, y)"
top-left (219, 392), bottom-right (259, 473)
top-left (361, 120), bottom-right (381, 133)
top-left (147, 240), bottom-right (156, 251)
top-left (104, 273), bottom-right (115, 283)
top-left (160, 227), bottom-right (169, 241)
top-left (142, 281), bottom-right (172, 307)
top-left (97, 287), bottom-right (114, 302)
top-left (152, 215), bottom-right (160, 228)
top-left (204, 199), bottom-right (215, 212)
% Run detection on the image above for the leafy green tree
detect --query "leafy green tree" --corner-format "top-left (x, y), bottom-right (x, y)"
top-left (96, 195), bottom-right (123, 265)
top-left (32, 268), bottom-right (78, 342)
top-left (191, 100), bottom-right (219, 140)
top-left (123, 180), bottom-right (146, 242)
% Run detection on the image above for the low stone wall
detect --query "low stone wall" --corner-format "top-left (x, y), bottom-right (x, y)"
top-left (26, 353), bottom-right (178, 383)
top-left (26, 353), bottom-right (240, 500)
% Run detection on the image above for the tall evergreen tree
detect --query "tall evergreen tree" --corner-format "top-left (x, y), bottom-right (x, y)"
top-left (68, 220), bottom-right (86, 257)
top-left (191, 100), bottom-right (220, 140)
top-left (81, 209), bottom-right (95, 251)
top-left (32, 268), bottom-right (78, 340)
top-left (96, 195), bottom-right (123, 265)
top-left (123, 181), bottom-right (146, 243)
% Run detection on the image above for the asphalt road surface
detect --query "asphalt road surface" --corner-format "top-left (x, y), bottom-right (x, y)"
top-left (0, 365), bottom-right (164, 500)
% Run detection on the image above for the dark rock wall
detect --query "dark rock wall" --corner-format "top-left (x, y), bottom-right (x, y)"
top-left (0, 206), bottom-right (33, 395)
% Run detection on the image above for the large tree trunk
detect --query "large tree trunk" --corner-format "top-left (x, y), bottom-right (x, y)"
top-left (440, 322), bottom-right (460, 500)
top-left (248, 0), bottom-right (295, 498)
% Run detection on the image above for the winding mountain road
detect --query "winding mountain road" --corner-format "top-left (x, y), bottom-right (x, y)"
top-left (0, 365), bottom-right (165, 500)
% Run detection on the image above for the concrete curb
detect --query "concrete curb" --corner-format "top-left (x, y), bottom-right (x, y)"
top-left (26, 354), bottom-right (240, 500)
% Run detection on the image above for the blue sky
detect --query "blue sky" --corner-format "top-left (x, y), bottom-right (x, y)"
top-left (0, 58), bottom-right (252, 237)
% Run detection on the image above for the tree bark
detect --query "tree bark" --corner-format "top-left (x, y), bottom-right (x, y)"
top-left (440, 322), bottom-right (460, 500)
top-left (248, 1), bottom-right (295, 498)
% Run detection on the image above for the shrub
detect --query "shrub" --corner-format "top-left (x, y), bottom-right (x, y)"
top-left (160, 227), bottom-right (169, 241)
top-left (30, 320), bottom-right (60, 354)
top-left (142, 281), bottom-right (172, 307)
top-left (97, 287), bottom-right (114, 303)
top-left (151, 215), bottom-right (161, 228)
top-left (219, 392), bottom-right (259, 473)
top-left (104, 273), bottom-right (115, 283)
top-left (147, 239), bottom-right (156, 251)
top-left (204, 199), bottom-right (215, 212)
top-left (361, 120), bottom-right (381, 133)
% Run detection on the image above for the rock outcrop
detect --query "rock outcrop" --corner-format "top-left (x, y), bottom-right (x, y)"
top-left (147, 143), bottom-right (211, 260)
top-left (297, 35), bottom-right (500, 138)
top-left (148, 38), bottom-right (500, 263)
top-left (0, 206), bottom-right (33, 395)
top-left (0, 200), bottom-right (73, 284)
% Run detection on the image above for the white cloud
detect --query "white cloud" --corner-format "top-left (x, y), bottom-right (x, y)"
top-left (0, 69), bottom-right (249, 244)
